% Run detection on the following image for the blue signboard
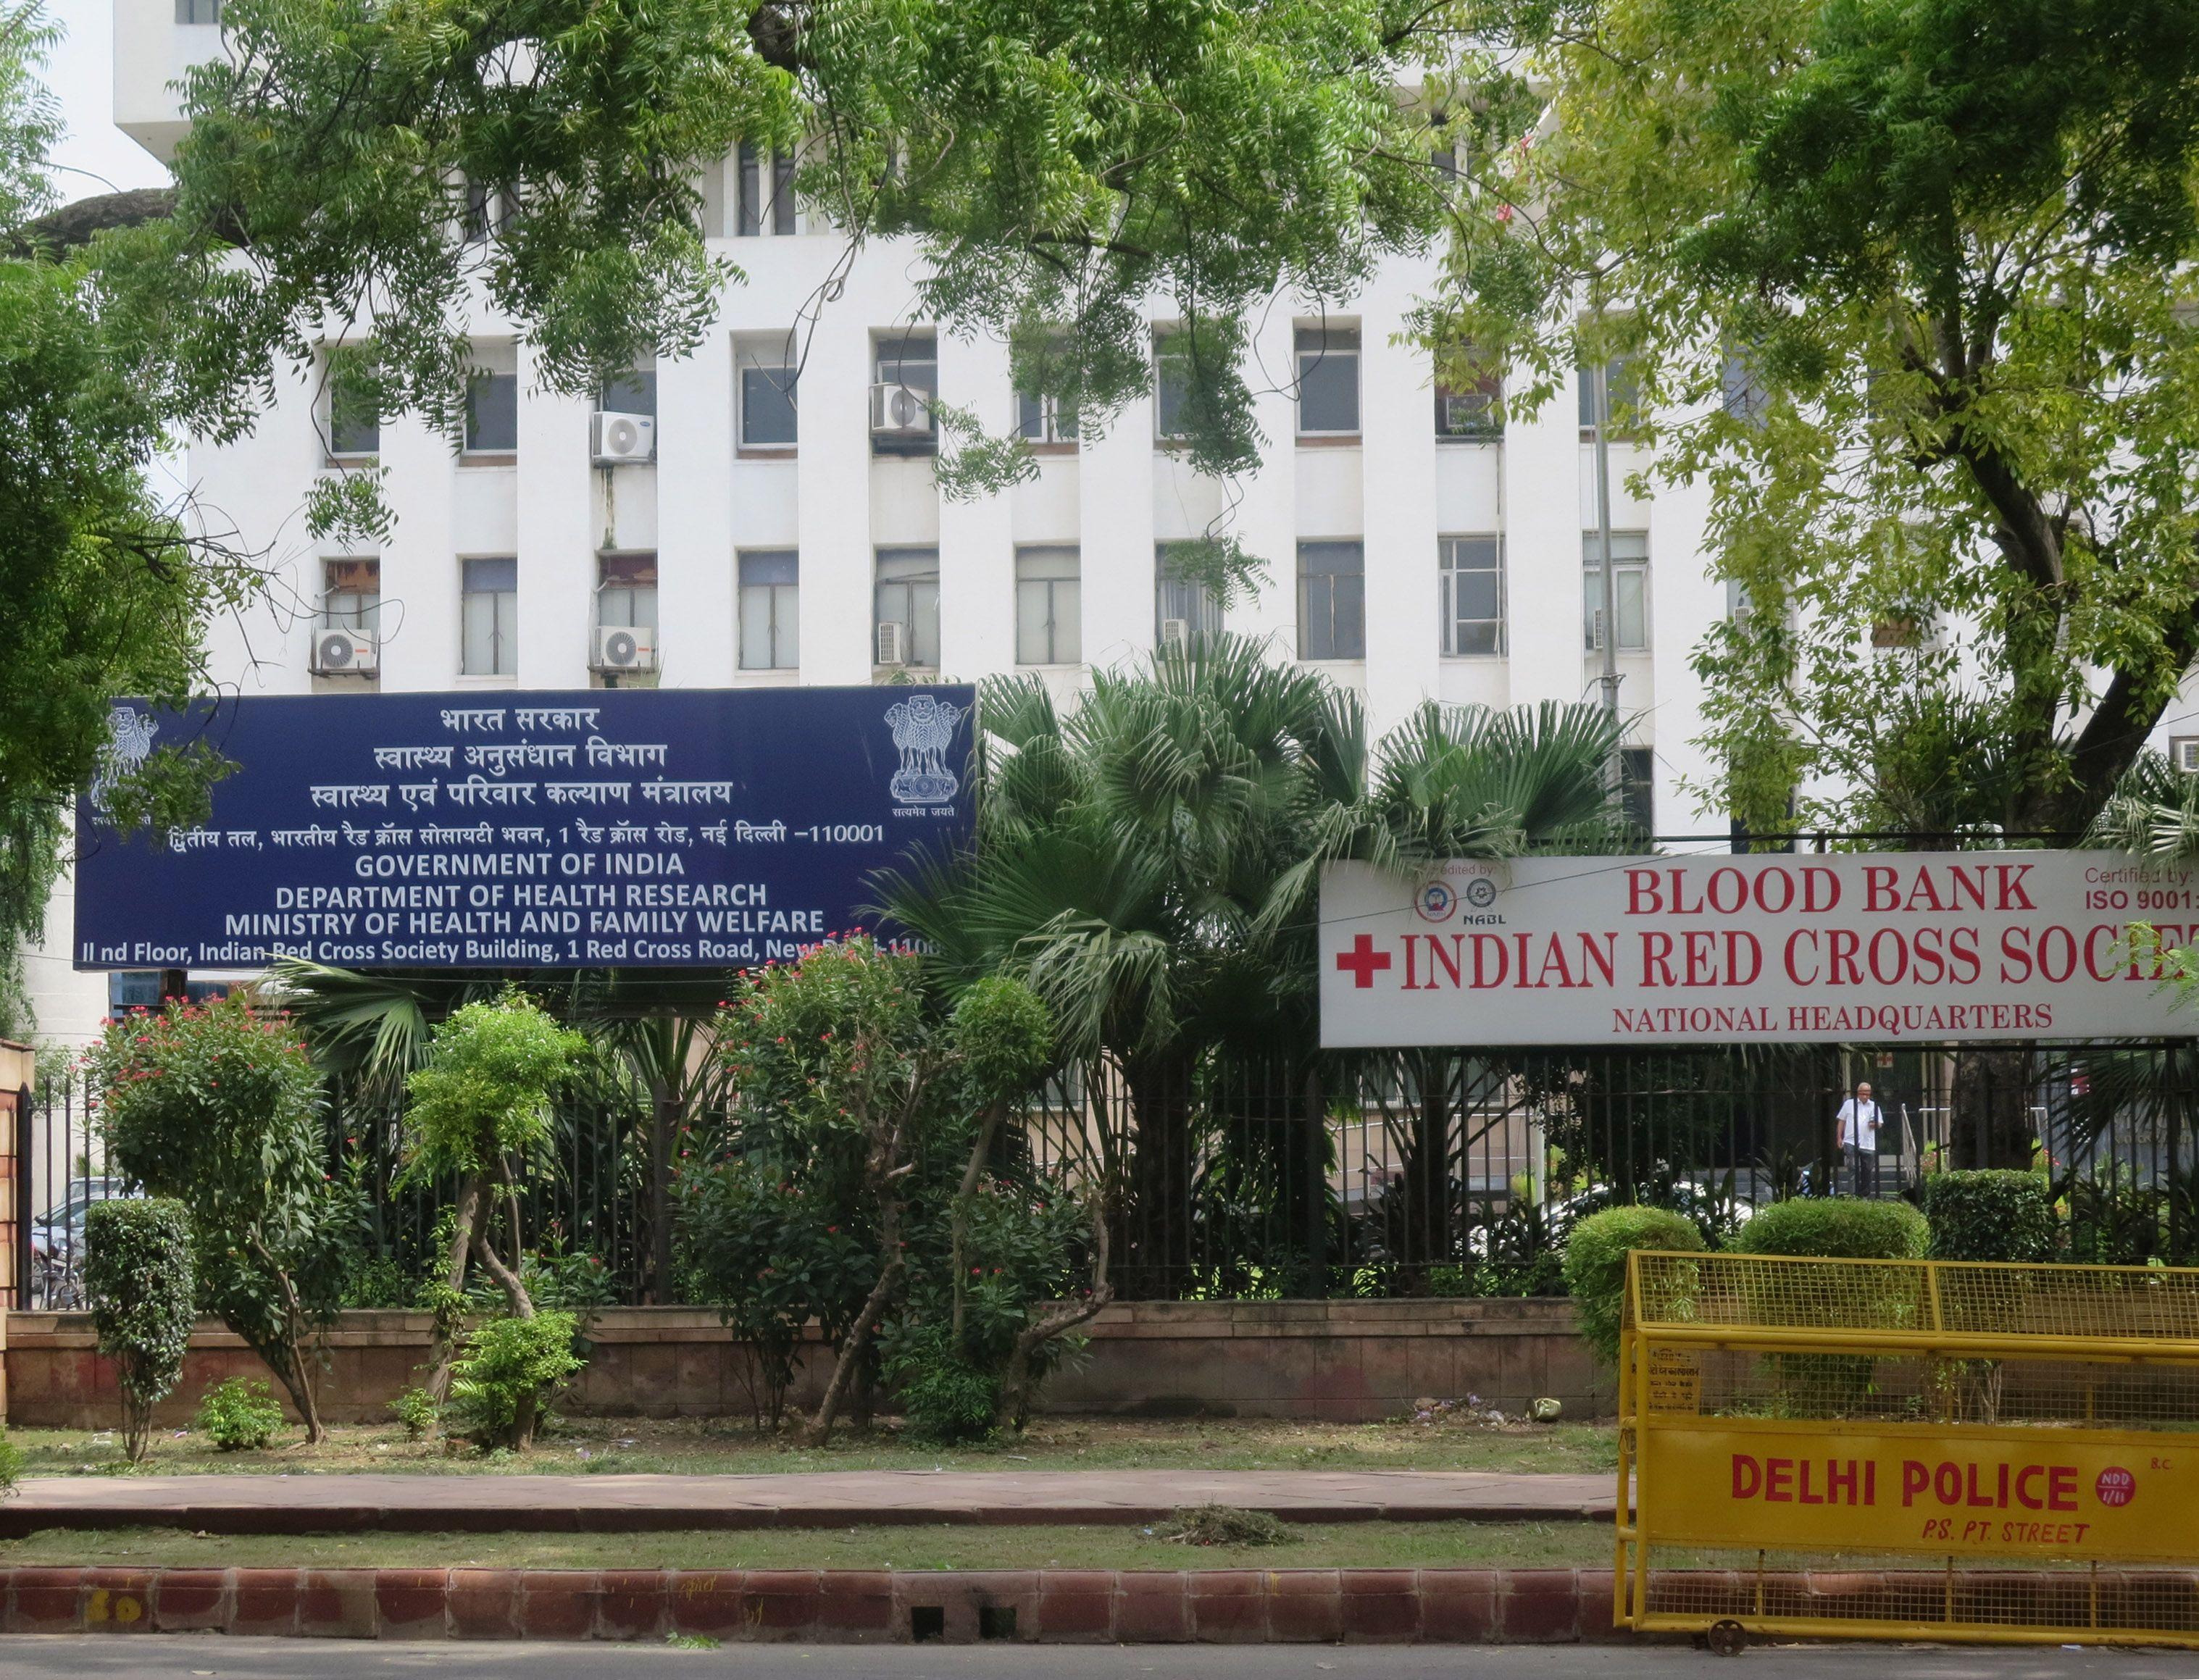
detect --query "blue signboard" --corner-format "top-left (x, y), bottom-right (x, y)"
top-left (73, 686), bottom-right (975, 970)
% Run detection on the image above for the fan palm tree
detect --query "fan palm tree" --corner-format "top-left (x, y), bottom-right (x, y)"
top-left (879, 637), bottom-right (1632, 1292)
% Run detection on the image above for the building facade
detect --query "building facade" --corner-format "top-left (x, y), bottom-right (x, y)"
top-left (27, 0), bottom-right (1742, 1044)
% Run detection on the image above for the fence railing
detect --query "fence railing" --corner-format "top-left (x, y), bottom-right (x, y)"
top-left (14, 1041), bottom-right (2199, 1310)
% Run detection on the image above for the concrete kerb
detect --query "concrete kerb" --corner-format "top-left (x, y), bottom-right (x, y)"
top-left (0, 1564), bottom-right (1646, 1642)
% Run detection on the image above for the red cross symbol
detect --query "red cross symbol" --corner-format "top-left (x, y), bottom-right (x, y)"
top-left (1335, 933), bottom-right (1392, 989)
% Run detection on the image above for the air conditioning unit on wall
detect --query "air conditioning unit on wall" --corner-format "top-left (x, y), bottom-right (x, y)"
top-left (591, 411), bottom-right (656, 464)
top-left (875, 620), bottom-right (909, 667)
top-left (869, 383), bottom-right (932, 438)
top-left (592, 624), bottom-right (658, 672)
top-left (1159, 617), bottom-right (1191, 653)
top-left (312, 629), bottom-right (377, 675)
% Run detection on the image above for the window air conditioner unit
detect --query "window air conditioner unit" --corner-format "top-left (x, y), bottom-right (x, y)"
top-left (869, 383), bottom-right (933, 438)
top-left (2177, 739), bottom-right (2199, 775)
top-left (592, 624), bottom-right (659, 672)
top-left (876, 619), bottom-right (909, 667)
top-left (1587, 609), bottom-right (1606, 653)
top-left (1159, 617), bottom-right (1192, 653)
top-left (591, 411), bottom-right (656, 464)
top-left (312, 629), bottom-right (377, 675)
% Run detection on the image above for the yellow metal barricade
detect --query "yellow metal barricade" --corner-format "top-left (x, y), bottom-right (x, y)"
top-left (1616, 1251), bottom-right (2199, 1647)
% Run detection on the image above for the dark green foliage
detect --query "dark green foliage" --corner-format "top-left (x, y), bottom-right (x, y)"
top-left (1921, 1171), bottom-right (2058, 1263)
top-left (390, 1387), bottom-right (439, 1442)
top-left (195, 1376), bottom-right (283, 1451)
top-left (448, 1311), bottom-right (584, 1452)
top-left (1732, 1198), bottom-right (1928, 1261)
top-left (1561, 1206), bottom-right (1705, 1366)
top-left (0, 1432), bottom-right (21, 1495)
top-left (881, 1323), bottom-right (999, 1445)
top-left (84, 1198), bottom-right (196, 1462)
top-left (88, 997), bottom-right (351, 1441)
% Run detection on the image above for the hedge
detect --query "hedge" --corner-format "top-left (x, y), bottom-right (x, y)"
top-left (1730, 1197), bottom-right (1928, 1261)
top-left (1921, 1171), bottom-right (2058, 1263)
top-left (1561, 1205), bottom-right (1705, 1366)
top-left (85, 1198), bottom-right (196, 1463)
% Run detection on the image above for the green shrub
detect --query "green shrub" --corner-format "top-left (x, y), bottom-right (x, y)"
top-left (85, 1198), bottom-right (196, 1463)
top-left (0, 1431), bottom-right (22, 1495)
top-left (391, 1387), bottom-right (440, 1442)
top-left (1921, 1171), bottom-right (2058, 1262)
top-left (88, 997), bottom-right (351, 1442)
top-left (449, 1311), bottom-right (584, 1451)
top-left (1731, 1198), bottom-right (1927, 1260)
top-left (195, 1377), bottom-right (285, 1451)
top-left (1561, 1206), bottom-right (1705, 1366)
top-left (882, 1321), bottom-right (1000, 1444)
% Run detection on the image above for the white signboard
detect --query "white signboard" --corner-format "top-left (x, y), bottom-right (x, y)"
top-left (1319, 852), bottom-right (2199, 1047)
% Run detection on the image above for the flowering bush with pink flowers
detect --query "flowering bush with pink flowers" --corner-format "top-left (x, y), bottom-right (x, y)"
top-left (85, 995), bottom-right (349, 1442)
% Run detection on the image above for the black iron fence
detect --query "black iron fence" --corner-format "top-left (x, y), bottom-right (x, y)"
top-left (14, 1041), bottom-right (2199, 1309)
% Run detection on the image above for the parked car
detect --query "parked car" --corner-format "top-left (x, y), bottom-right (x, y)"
top-left (27, 1179), bottom-right (138, 1309)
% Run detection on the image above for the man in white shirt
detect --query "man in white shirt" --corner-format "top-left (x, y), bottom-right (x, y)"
top-left (1836, 1082), bottom-right (1883, 1196)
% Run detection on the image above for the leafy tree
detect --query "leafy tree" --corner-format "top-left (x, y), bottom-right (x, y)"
top-left (84, 1198), bottom-right (197, 1461)
top-left (1432, 0), bottom-right (2199, 840)
top-left (401, 991), bottom-right (586, 1403)
top-left (88, 996), bottom-right (350, 1442)
top-left (0, 7), bottom-right (253, 1008)
top-left (685, 936), bottom-right (1082, 1443)
top-left (108, 0), bottom-right (1448, 490)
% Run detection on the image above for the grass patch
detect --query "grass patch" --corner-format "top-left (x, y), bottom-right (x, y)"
top-left (0, 1521), bottom-right (1614, 1574)
top-left (8, 1414), bottom-right (1618, 1480)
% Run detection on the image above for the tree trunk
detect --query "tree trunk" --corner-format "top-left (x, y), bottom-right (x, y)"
top-left (1951, 1048), bottom-right (2035, 1169)
top-left (244, 1233), bottom-right (327, 1443)
top-left (1395, 1051), bottom-right (1454, 1285)
top-left (804, 1253), bottom-right (901, 1446)
top-left (425, 1174), bottom-right (483, 1403)
top-left (994, 1198), bottom-right (1114, 1433)
top-left (950, 1106), bottom-right (1004, 1351)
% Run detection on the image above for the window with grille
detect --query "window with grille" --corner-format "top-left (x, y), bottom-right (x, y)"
top-left (875, 548), bottom-right (940, 667)
top-left (322, 559), bottom-right (380, 635)
top-left (1582, 531), bottom-right (1649, 652)
top-left (739, 551), bottom-right (799, 670)
top-left (596, 554), bottom-right (658, 632)
top-left (1296, 326), bottom-right (1361, 435)
top-left (461, 557), bottom-right (517, 676)
top-left (1298, 541), bottom-right (1366, 660)
top-left (1015, 547), bottom-right (1082, 666)
top-left (1440, 536), bottom-right (1503, 656)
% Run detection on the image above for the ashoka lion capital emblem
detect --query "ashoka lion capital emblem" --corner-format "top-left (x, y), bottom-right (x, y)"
top-left (89, 704), bottom-right (158, 820)
top-left (885, 694), bottom-right (967, 806)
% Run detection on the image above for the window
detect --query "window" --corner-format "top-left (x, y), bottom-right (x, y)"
top-left (739, 550), bottom-right (799, 670)
top-left (1582, 530), bottom-right (1649, 652)
top-left (1436, 361), bottom-right (1503, 440)
top-left (322, 558), bottom-right (380, 636)
top-left (596, 553), bottom-right (657, 631)
top-left (1015, 547), bottom-right (1082, 666)
top-left (1016, 392), bottom-right (1078, 444)
top-left (740, 362), bottom-right (798, 448)
top-left (1440, 536), bottom-right (1503, 656)
top-left (1154, 330), bottom-right (1192, 442)
top-left (175, 0), bottom-right (220, 22)
top-left (326, 370), bottom-right (378, 458)
top-left (1298, 541), bottom-right (1365, 661)
top-left (1722, 348), bottom-right (1769, 425)
top-left (735, 144), bottom-right (798, 236)
top-left (1295, 326), bottom-right (1361, 435)
top-left (464, 355), bottom-right (518, 454)
top-left (462, 556), bottom-right (517, 677)
top-left (601, 368), bottom-right (656, 419)
top-left (461, 178), bottom-right (518, 245)
top-left (1725, 577), bottom-right (1753, 620)
top-left (875, 547), bottom-right (940, 668)
top-left (1577, 355), bottom-right (1642, 434)
top-left (873, 332), bottom-right (938, 454)
top-left (1620, 748), bottom-right (1655, 837)
top-left (1156, 546), bottom-right (1226, 645)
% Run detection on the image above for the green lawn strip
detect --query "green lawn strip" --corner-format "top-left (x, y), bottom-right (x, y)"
top-left (7, 1419), bottom-right (1620, 1480)
top-left (0, 1521), bottom-right (1614, 1574)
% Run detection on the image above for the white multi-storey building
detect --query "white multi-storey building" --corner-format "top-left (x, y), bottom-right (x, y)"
top-left (25, 0), bottom-right (1743, 1042)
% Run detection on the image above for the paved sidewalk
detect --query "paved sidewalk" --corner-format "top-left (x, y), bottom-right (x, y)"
top-left (0, 1468), bottom-right (1617, 1536)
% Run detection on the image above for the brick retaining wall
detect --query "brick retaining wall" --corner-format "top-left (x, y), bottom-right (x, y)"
top-left (4, 1297), bottom-right (1606, 1429)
